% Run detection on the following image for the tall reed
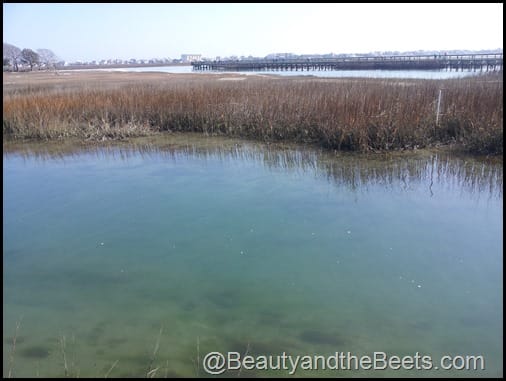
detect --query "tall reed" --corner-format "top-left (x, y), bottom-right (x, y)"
top-left (3, 73), bottom-right (502, 154)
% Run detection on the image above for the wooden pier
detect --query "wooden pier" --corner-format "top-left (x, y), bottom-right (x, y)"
top-left (192, 53), bottom-right (503, 72)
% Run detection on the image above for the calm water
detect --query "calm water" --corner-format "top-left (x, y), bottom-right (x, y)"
top-left (85, 64), bottom-right (488, 79)
top-left (3, 135), bottom-right (503, 377)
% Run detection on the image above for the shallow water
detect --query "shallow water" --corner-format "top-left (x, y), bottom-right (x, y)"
top-left (85, 64), bottom-right (486, 79)
top-left (3, 135), bottom-right (503, 377)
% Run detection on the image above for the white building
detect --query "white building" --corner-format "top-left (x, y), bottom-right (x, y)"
top-left (181, 54), bottom-right (202, 63)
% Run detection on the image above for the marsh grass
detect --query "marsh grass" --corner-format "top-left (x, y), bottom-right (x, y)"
top-left (146, 326), bottom-right (163, 378)
top-left (104, 360), bottom-right (119, 378)
top-left (5, 322), bottom-right (174, 378)
top-left (3, 72), bottom-right (503, 154)
top-left (7, 317), bottom-right (22, 378)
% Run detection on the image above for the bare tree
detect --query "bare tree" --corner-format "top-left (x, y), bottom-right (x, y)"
top-left (21, 48), bottom-right (40, 71)
top-left (37, 48), bottom-right (59, 71)
top-left (3, 43), bottom-right (21, 71)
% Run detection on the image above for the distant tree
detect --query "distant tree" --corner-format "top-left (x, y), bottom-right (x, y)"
top-left (3, 43), bottom-right (22, 71)
top-left (21, 48), bottom-right (40, 71)
top-left (37, 48), bottom-right (59, 70)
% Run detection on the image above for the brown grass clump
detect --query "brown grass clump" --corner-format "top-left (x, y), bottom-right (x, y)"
top-left (3, 71), bottom-right (502, 154)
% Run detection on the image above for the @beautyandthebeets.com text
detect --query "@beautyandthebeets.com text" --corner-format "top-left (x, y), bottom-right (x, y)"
top-left (202, 351), bottom-right (485, 375)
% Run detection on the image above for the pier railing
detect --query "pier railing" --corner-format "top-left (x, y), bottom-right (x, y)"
top-left (192, 53), bottom-right (503, 72)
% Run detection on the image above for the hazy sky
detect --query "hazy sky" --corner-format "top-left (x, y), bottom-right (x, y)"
top-left (3, 3), bottom-right (503, 62)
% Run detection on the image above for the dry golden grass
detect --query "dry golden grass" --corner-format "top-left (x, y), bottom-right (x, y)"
top-left (3, 70), bottom-right (503, 154)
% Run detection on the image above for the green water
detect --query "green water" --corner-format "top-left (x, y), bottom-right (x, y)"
top-left (3, 135), bottom-right (503, 377)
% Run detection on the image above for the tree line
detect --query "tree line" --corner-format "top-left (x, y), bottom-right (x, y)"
top-left (3, 43), bottom-right (60, 71)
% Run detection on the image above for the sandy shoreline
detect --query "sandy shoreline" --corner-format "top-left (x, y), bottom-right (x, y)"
top-left (3, 69), bottom-right (383, 90)
top-left (3, 70), bottom-right (286, 85)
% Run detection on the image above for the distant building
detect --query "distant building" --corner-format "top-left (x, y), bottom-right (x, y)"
top-left (181, 54), bottom-right (202, 63)
top-left (265, 53), bottom-right (297, 60)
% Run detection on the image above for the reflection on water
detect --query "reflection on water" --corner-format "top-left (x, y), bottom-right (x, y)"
top-left (3, 135), bottom-right (503, 377)
top-left (4, 135), bottom-right (502, 199)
